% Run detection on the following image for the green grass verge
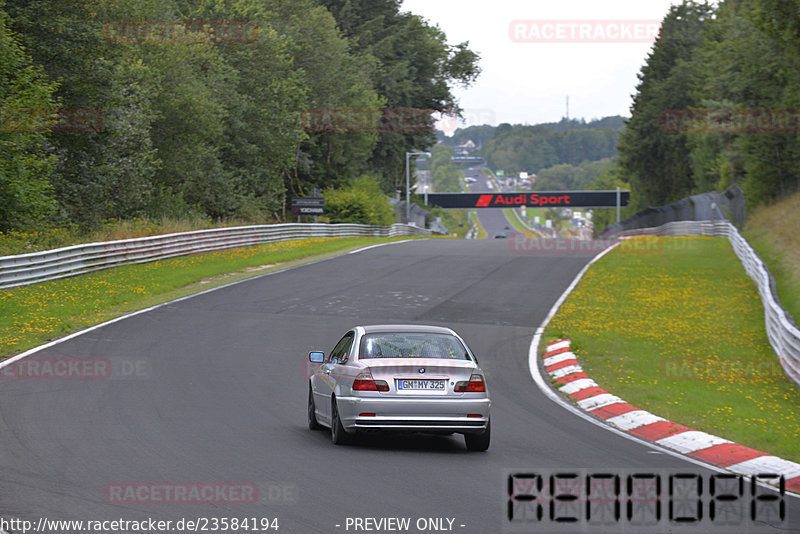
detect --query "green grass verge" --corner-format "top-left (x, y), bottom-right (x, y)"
top-left (0, 236), bottom-right (423, 360)
top-left (0, 215), bottom-right (272, 257)
top-left (503, 208), bottom-right (542, 237)
top-left (524, 207), bottom-right (546, 225)
top-left (745, 233), bottom-right (800, 322)
top-left (544, 236), bottom-right (800, 462)
top-left (428, 207), bottom-right (470, 238)
top-left (744, 192), bottom-right (800, 323)
top-left (470, 211), bottom-right (487, 239)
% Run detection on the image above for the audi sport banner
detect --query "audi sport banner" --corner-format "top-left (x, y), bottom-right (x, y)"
top-left (422, 191), bottom-right (630, 208)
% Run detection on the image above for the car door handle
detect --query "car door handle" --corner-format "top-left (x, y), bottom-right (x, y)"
top-left (324, 368), bottom-right (332, 375)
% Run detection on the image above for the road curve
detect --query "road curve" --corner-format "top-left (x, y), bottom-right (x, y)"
top-left (0, 238), bottom-right (797, 533)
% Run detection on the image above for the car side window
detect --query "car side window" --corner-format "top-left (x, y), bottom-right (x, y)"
top-left (329, 332), bottom-right (354, 364)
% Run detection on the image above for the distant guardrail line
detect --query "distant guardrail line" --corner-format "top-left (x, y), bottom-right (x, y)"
top-left (0, 223), bottom-right (431, 289)
top-left (607, 220), bottom-right (800, 388)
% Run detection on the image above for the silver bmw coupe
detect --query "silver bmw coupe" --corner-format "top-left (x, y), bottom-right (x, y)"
top-left (307, 325), bottom-right (491, 451)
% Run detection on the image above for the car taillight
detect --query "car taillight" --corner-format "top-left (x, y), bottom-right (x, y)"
top-left (454, 374), bottom-right (485, 392)
top-left (353, 371), bottom-right (389, 392)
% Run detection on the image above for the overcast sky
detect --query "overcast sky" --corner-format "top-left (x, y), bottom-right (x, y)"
top-left (399, 0), bottom-right (686, 132)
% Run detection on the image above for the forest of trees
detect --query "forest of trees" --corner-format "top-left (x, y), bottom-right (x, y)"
top-left (617, 0), bottom-right (800, 211)
top-left (478, 117), bottom-right (625, 177)
top-left (0, 0), bottom-right (479, 232)
top-left (4, 0), bottom-right (796, 236)
top-left (533, 158), bottom-right (616, 191)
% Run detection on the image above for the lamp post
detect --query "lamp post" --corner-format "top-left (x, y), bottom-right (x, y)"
top-left (406, 151), bottom-right (431, 224)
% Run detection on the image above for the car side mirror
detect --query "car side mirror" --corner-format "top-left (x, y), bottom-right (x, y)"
top-left (309, 351), bottom-right (325, 363)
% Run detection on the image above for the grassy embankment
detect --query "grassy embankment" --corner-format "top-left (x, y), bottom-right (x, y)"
top-left (0, 236), bottom-right (425, 360)
top-left (744, 192), bottom-right (800, 322)
top-left (503, 208), bottom-right (544, 237)
top-left (0, 216), bottom-right (272, 257)
top-left (469, 212), bottom-right (487, 239)
top-left (543, 236), bottom-right (800, 462)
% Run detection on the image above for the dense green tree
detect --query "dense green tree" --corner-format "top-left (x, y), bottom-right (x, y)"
top-left (317, 0), bottom-right (480, 192)
top-left (92, 57), bottom-right (160, 219)
top-left (323, 175), bottom-right (395, 225)
top-left (687, 0), bottom-right (800, 204)
top-left (588, 161), bottom-right (631, 232)
top-left (480, 118), bottom-right (622, 176)
top-left (259, 0), bottom-right (381, 196)
top-left (534, 158), bottom-right (615, 191)
top-left (0, 5), bottom-right (59, 231)
top-left (4, 0), bottom-right (121, 226)
top-left (427, 143), bottom-right (455, 176)
top-left (217, 29), bottom-right (307, 220)
top-left (4, 0), bottom-right (180, 225)
top-left (0, 0), bottom-right (479, 231)
top-left (616, 1), bottom-right (713, 209)
top-left (615, 0), bottom-right (800, 211)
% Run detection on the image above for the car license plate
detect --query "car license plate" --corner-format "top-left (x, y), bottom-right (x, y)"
top-left (397, 379), bottom-right (445, 390)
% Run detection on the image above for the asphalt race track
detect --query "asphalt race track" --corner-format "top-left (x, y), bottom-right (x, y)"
top-left (463, 167), bottom-right (514, 238)
top-left (0, 239), bottom-right (798, 533)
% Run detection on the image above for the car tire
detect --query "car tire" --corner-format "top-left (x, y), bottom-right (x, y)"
top-left (464, 420), bottom-right (490, 451)
top-left (308, 385), bottom-right (323, 431)
top-left (331, 397), bottom-right (350, 445)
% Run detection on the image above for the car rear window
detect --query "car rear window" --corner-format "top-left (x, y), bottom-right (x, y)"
top-left (359, 333), bottom-right (470, 360)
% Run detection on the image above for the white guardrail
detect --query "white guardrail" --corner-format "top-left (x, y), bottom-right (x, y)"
top-left (610, 220), bottom-right (800, 387)
top-left (0, 223), bottom-right (431, 290)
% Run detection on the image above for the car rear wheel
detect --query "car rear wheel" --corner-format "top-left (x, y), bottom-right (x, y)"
top-left (331, 398), bottom-right (350, 445)
top-left (308, 385), bottom-right (323, 431)
top-left (464, 420), bottom-right (490, 451)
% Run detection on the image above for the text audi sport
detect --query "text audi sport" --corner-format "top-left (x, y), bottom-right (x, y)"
top-left (307, 325), bottom-right (491, 450)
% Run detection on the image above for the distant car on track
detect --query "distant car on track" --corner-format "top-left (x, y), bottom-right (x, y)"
top-left (307, 325), bottom-right (491, 450)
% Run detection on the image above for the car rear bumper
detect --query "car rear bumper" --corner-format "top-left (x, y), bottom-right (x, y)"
top-left (335, 395), bottom-right (490, 434)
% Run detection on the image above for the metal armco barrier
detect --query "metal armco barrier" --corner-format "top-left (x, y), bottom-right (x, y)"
top-left (608, 220), bottom-right (800, 388)
top-left (0, 223), bottom-right (431, 290)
